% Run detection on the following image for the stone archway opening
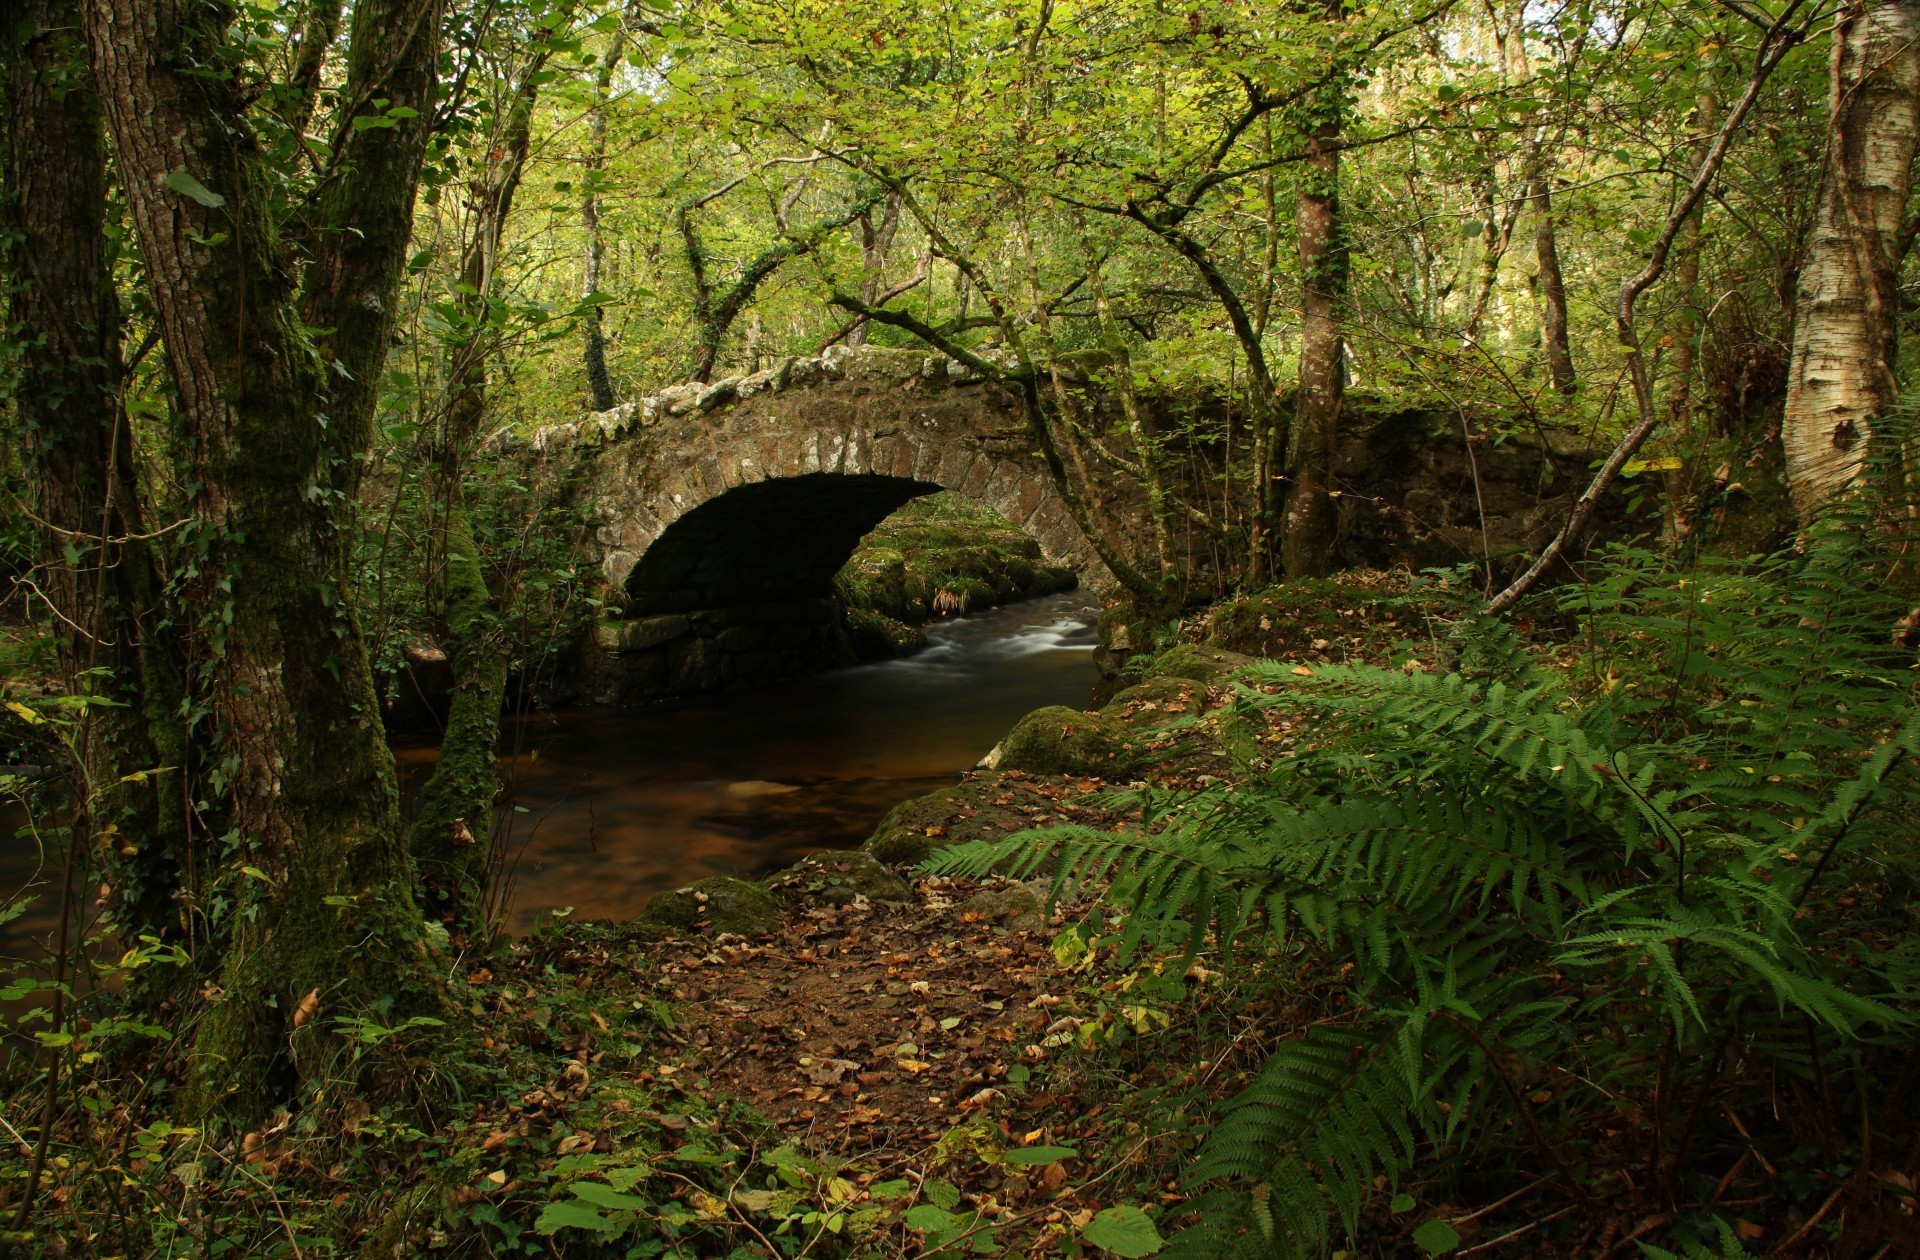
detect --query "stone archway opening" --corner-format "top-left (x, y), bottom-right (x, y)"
top-left (624, 473), bottom-right (936, 616)
top-left (587, 473), bottom-right (1079, 705)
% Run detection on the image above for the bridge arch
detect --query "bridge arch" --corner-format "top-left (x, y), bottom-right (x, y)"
top-left (543, 347), bottom-right (1115, 703)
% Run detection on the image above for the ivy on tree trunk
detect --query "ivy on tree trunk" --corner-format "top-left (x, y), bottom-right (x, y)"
top-left (83, 0), bottom-right (448, 1120)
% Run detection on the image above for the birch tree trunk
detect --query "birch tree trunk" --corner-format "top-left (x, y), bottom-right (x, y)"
top-left (1783, 0), bottom-right (1920, 513)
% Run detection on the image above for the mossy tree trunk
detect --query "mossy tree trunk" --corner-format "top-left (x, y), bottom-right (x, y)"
top-left (681, 189), bottom-right (879, 382)
top-left (4, 0), bottom-right (187, 972)
top-left (84, 0), bottom-right (447, 1120)
top-left (407, 44), bottom-right (548, 942)
top-left (1282, 75), bottom-right (1348, 581)
top-left (581, 30), bottom-right (622, 412)
top-left (1524, 140), bottom-right (1578, 396)
top-left (1663, 91), bottom-right (1716, 542)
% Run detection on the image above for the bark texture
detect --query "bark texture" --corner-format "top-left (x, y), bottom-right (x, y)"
top-left (1527, 145), bottom-right (1578, 395)
top-left (1283, 101), bottom-right (1346, 580)
top-left (1783, 0), bottom-right (1920, 513)
top-left (4, 0), bottom-right (183, 958)
top-left (84, 0), bottom-right (446, 1118)
top-left (1664, 92), bottom-right (1717, 539)
top-left (847, 191), bottom-right (902, 348)
top-left (581, 32), bottom-right (621, 411)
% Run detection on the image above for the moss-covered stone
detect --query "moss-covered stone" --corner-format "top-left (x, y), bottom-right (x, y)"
top-left (864, 783), bottom-right (1036, 872)
top-left (995, 705), bottom-right (1134, 776)
top-left (843, 607), bottom-right (926, 658)
top-left (836, 492), bottom-right (1076, 632)
top-left (766, 849), bottom-right (912, 907)
top-left (864, 782), bottom-right (995, 866)
top-left (1140, 644), bottom-right (1253, 684)
top-left (955, 882), bottom-right (1048, 932)
top-left (1194, 576), bottom-right (1410, 662)
top-left (1105, 675), bottom-right (1212, 724)
top-left (636, 876), bottom-right (781, 936)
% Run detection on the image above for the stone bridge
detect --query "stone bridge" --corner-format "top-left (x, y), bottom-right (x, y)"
top-left (501, 345), bottom-right (1129, 703)
top-left (502, 342), bottom-right (1616, 705)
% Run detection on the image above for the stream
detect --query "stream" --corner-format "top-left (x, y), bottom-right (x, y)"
top-left (3, 591), bottom-right (1099, 960)
top-left (401, 589), bottom-right (1101, 935)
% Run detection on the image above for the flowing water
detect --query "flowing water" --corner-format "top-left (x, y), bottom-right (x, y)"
top-left (402, 589), bottom-right (1101, 935)
top-left (1, 591), bottom-right (1100, 961)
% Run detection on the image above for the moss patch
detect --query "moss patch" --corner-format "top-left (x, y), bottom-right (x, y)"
top-left (636, 876), bottom-right (781, 936)
top-left (1138, 644), bottom-right (1253, 685)
top-left (996, 705), bottom-right (1134, 777)
top-left (765, 849), bottom-right (912, 907)
top-left (837, 492), bottom-right (1076, 627)
top-left (862, 779), bottom-right (1056, 866)
top-left (1191, 572), bottom-right (1415, 662)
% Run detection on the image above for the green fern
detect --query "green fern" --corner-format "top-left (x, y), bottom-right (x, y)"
top-left (927, 469), bottom-right (1920, 1256)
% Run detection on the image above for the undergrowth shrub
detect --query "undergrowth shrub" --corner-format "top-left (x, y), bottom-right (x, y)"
top-left (931, 493), bottom-right (1920, 1255)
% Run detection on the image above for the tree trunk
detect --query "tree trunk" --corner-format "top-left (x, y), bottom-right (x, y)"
top-left (1074, 221), bottom-right (1178, 600)
top-left (84, 0), bottom-right (446, 1119)
top-left (5, 0), bottom-right (185, 969)
top-left (1664, 92), bottom-right (1717, 541)
top-left (1783, 0), bottom-right (1920, 514)
top-left (581, 32), bottom-right (621, 411)
top-left (1524, 138), bottom-right (1578, 395)
top-left (847, 191), bottom-right (902, 348)
top-left (1283, 101), bottom-right (1346, 580)
top-left (1464, 170), bottom-right (1520, 342)
top-left (408, 50), bottom-right (546, 941)
top-left (285, 0), bottom-right (343, 138)
top-left (1129, 211), bottom-right (1287, 585)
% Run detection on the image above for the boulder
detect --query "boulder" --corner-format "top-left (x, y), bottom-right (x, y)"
top-left (995, 705), bottom-right (1134, 777)
top-left (955, 881), bottom-right (1049, 932)
top-left (635, 876), bottom-right (780, 936)
top-left (864, 782), bottom-right (985, 866)
top-left (1105, 674), bottom-right (1212, 725)
top-left (766, 850), bottom-right (912, 907)
top-left (1141, 644), bottom-right (1252, 684)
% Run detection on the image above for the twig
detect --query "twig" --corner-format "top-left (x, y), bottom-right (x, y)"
top-left (1456, 1204), bottom-right (1578, 1255)
top-left (1451, 1175), bottom-right (1555, 1225)
top-left (1772, 1183), bottom-right (1844, 1254)
top-left (1593, 1213), bottom-right (1674, 1260)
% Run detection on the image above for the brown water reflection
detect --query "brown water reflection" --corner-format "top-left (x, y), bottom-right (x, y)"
top-left (400, 591), bottom-right (1100, 935)
top-left (0, 593), bottom-right (1098, 958)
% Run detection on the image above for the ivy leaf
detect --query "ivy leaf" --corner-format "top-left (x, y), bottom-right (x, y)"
top-left (533, 1199), bottom-right (615, 1234)
top-left (1002, 1145), bottom-right (1078, 1165)
top-left (164, 170), bottom-right (226, 208)
top-left (1414, 1220), bottom-right (1462, 1254)
top-left (570, 1181), bottom-right (649, 1210)
top-left (905, 1204), bottom-right (960, 1233)
top-left (1081, 1205), bottom-right (1163, 1257)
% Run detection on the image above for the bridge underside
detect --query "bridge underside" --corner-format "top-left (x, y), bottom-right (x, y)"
top-left (625, 473), bottom-right (936, 615)
top-left (583, 473), bottom-right (963, 705)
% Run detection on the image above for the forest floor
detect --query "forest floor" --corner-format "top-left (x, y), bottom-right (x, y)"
top-left (41, 567), bottom-right (1893, 1257)
top-left (396, 572), bottom-right (1434, 1257)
